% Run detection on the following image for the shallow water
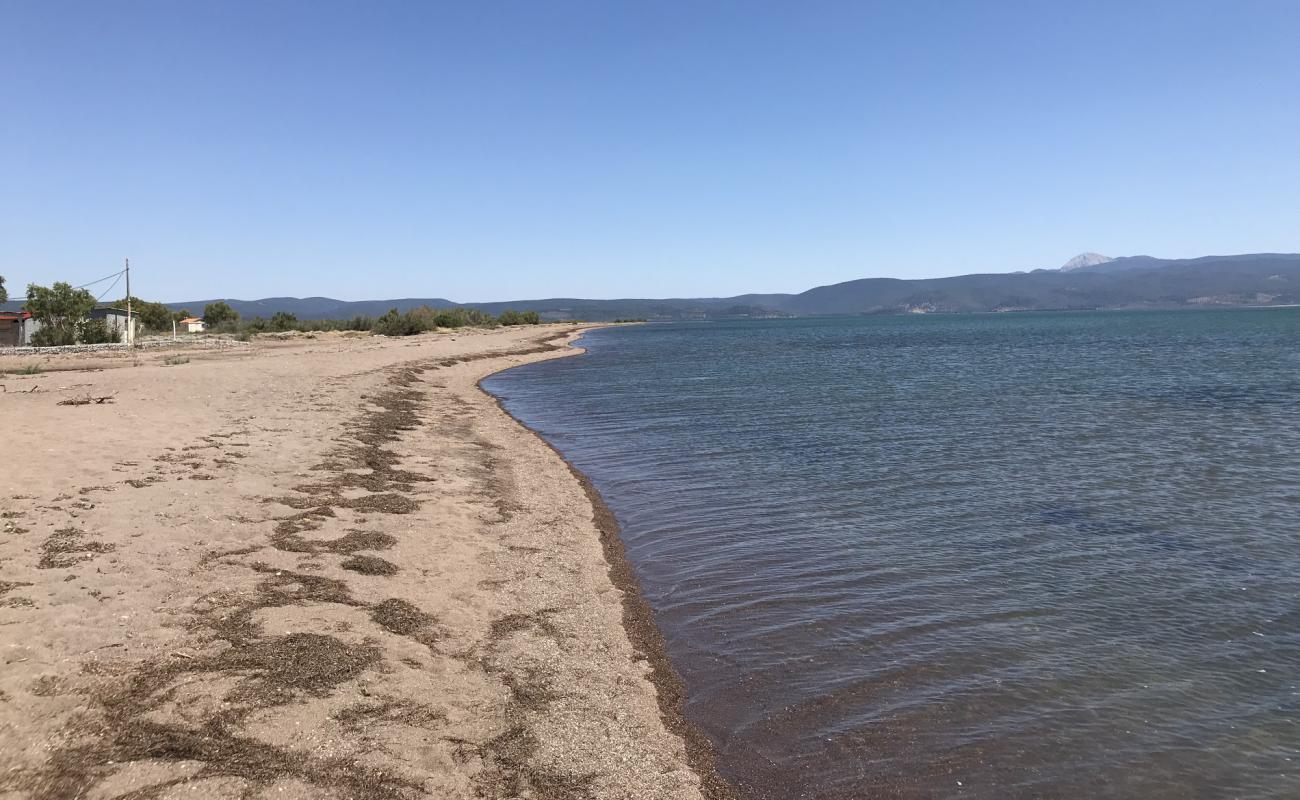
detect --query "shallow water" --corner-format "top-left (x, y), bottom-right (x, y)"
top-left (483, 309), bottom-right (1300, 799)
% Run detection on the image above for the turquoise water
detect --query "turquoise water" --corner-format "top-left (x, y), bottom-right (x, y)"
top-left (482, 309), bottom-right (1300, 799)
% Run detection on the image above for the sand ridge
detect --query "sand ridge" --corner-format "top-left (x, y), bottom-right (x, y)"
top-left (0, 326), bottom-right (715, 799)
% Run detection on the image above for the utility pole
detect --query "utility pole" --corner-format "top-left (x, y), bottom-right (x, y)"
top-left (125, 258), bottom-right (133, 346)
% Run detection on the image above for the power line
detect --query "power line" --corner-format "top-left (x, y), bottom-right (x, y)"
top-left (3, 268), bottom-right (130, 304)
top-left (75, 270), bottom-right (127, 290)
top-left (95, 271), bottom-right (125, 303)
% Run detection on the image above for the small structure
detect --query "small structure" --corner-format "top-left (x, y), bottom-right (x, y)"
top-left (89, 307), bottom-right (140, 343)
top-left (0, 311), bottom-right (30, 347)
top-left (178, 317), bottom-right (206, 333)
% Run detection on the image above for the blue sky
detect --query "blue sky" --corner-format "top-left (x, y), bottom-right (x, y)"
top-left (3, 1), bottom-right (1298, 302)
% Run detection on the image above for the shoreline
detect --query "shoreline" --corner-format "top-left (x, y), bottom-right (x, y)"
top-left (478, 331), bottom-right (738, 800)
top-left (0, 324), bottom-right (729, 799)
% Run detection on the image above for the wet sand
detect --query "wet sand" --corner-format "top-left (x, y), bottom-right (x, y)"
top-left (0, 325), bottom-right (730, 799)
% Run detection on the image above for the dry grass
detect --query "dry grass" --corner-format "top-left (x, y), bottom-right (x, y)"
top-left (476, 725), bottom-right (597, 800)
top-left (370, 598), bottom-right (439, 649)
top-left (1, 559), bottom-right (413, 800)
top-left (341, 555), bottom-right (400, 576)
top-left (38, 527), bottom-right (115, 569)
top-left (334, 697), bottom-right (446, 732)
top-left (0, 579), bottom-right (33, 596)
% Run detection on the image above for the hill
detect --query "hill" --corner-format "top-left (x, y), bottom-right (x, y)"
top-left (6, 253), bottom-right (1296, 321)
top-left (165, 253), bottom-right (1300, 319)
top-left (774, 253), bottom-right (1300, 315)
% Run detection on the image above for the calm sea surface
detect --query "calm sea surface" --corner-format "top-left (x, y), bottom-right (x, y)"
top-left (482, 310), bottom-right (1300, 799)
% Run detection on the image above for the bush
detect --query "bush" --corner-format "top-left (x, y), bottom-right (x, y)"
top-left (226, 305), bottom-right (535, 338)
top-left (78, 318), bottom-right (118, 344)
top-left (270, 311), bottom-right (298, 331)
top-left (498, 310), bottom-right (542, 326)
top-left (372, 309), bottom-right (430, 337)
top-left (31, 326), bottom-right (76, 347)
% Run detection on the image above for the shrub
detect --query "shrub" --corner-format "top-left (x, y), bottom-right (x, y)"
top-left (372, 309), bottom-right (429, 337)
top-left (269, 311), bottom-right (298, 331)
top-left (78, 318), bottom-right (118, 344)
top-left (498, 310), bottom-right (542, 326)
top-left (425, 307), bottom-right (496, 329)
top-left (31, 326), bottom-right (76, 347)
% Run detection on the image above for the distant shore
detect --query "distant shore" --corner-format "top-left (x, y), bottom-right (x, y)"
top-left (0, 325), bottom-right (727, 799)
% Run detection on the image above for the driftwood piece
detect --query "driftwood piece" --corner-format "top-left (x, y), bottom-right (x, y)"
top-left (58, 394), bottom-right (116, 406)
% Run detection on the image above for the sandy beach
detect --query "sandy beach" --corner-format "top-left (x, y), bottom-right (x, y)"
top-left (0, 326), bottom-right (729, 800)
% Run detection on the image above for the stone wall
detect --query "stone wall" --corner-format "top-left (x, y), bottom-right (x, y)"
top-left (0, 338), bottom-right (251, 357)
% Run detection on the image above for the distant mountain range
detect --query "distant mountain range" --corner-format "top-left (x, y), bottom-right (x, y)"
top-left (6, 253), bottom-right (1298, 321)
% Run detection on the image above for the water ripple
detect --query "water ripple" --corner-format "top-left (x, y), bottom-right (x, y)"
top-left (484, 309), bottom-right (1300, 799)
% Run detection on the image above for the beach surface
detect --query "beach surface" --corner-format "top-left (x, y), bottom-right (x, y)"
top-left (0, 325), bottom-right (719, 800)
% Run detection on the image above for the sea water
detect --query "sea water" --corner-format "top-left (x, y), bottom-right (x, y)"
top-left (483, 309), bottom-right (1300, 799)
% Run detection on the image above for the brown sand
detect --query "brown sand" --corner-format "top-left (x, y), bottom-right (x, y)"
top-left (0, 326), bottom-right (731, 800)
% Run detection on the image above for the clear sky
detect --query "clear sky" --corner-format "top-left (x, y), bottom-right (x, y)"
top-left (3, 1), bottom-right (1298, 302)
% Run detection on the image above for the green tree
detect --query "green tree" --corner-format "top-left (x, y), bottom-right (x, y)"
top-left (112, 296), bottom-right (171, 332)
top-left (172, 309), bottom-right (192, 324)
top-left (203, 301), bottom-right (239, 329)
top-left (0, 274), bottom-right (7, 303)
top-left (25, 282), bottom-right (97, 346)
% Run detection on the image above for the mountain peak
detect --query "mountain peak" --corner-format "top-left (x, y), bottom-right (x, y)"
top-left (1060, 252), bottom-right (1113, 271)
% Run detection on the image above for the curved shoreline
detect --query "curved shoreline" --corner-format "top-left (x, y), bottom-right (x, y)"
top-left (0, 324), bottom-right (731, 799)
top-left (478, 329), bottom-right (739, 800)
